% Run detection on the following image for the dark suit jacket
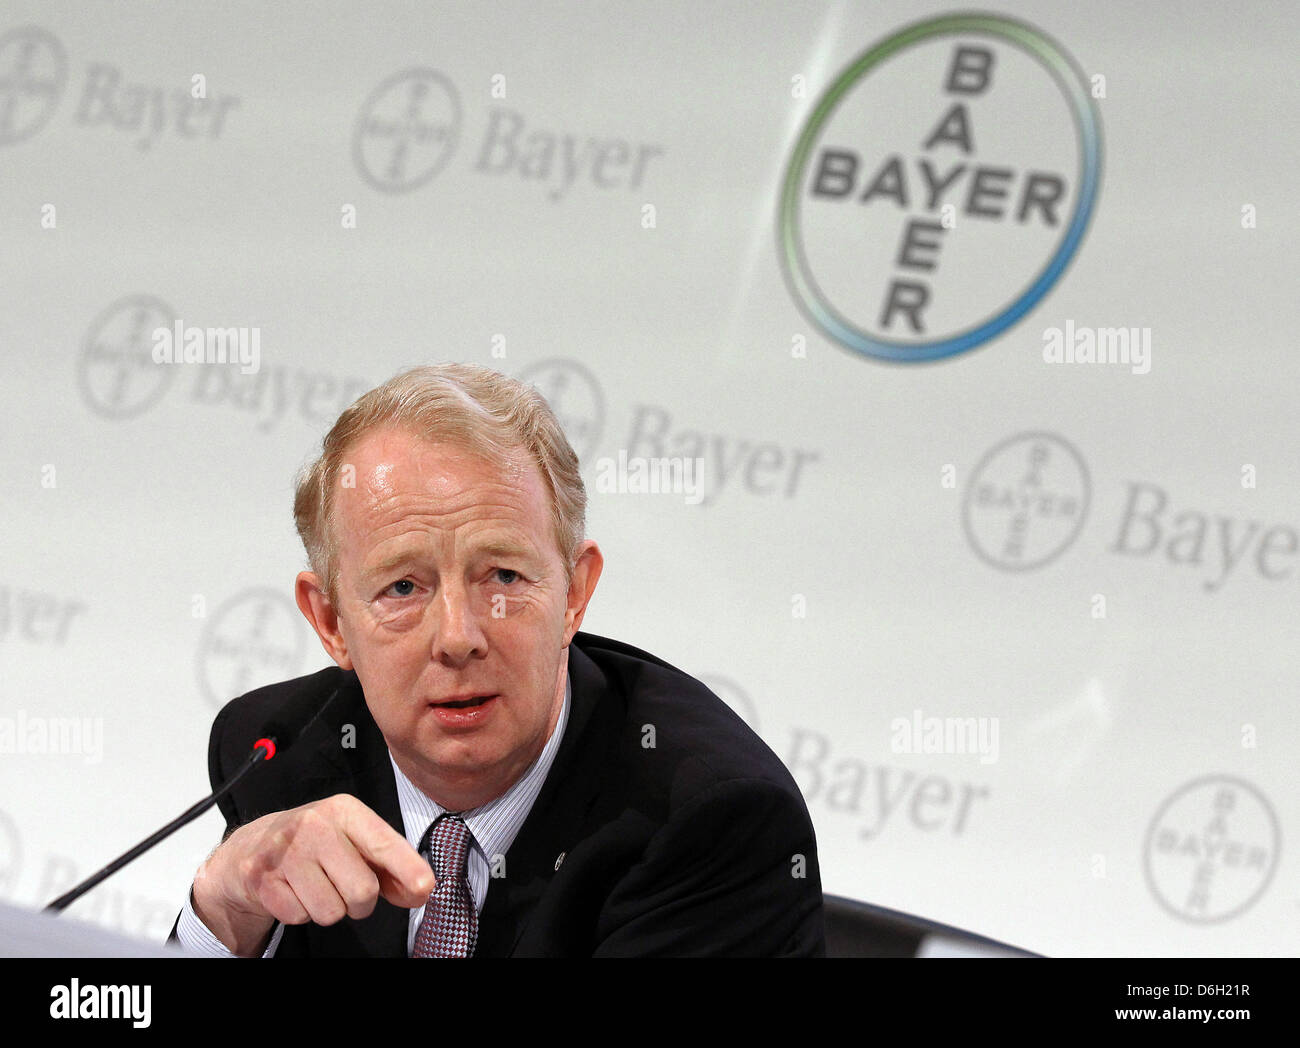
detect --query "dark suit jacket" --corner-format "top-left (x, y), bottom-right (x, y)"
top-left (172, 631), bottom-right (825, 956)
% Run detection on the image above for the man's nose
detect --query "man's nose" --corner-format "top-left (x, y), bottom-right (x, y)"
top-left (433, 581), bottom-right (488, 665)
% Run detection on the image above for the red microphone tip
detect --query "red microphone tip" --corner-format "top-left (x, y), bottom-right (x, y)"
top-left (253, 737), bottom-right (277, 761)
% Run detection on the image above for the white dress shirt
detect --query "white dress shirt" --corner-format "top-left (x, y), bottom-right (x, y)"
top-left (175, 676), bottom-right (571, 957)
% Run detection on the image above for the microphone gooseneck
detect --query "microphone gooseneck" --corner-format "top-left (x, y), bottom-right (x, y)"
top-left (43, 684), bottom-right (343, 914)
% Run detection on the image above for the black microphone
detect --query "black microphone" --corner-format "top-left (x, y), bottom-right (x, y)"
top-left (44, 684), bottom-right (343, 914)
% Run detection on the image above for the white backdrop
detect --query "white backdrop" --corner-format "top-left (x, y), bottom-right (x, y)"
top-left (1, 0), bottom-right (1296, 956)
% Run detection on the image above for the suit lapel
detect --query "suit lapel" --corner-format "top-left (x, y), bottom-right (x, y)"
top-left (475, 638), bottom-right (622, 956)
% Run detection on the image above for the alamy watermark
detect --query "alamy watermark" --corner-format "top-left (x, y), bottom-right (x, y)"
top-left (1043, 321), bottom-right (1151, 375)
top-left (152, 319), bottom-right (260, 374)
top-left (0, 711), bottom-right (103, 764)
top-left (890, 708), bottom-right (999, 765)
top-left (594, 450), bottom-right (706, 505)
top-left (50, 979), bottom-right (150, 1028)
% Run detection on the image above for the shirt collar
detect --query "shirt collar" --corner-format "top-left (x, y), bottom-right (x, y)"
top-left (389, 673), bottom-right (571, 863)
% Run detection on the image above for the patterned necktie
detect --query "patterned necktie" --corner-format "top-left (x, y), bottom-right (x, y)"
top-left (412, 814), bottom-right (478, 958)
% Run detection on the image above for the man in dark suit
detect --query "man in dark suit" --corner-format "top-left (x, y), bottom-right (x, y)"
top-left (172, 363), bottom-right (824, 957)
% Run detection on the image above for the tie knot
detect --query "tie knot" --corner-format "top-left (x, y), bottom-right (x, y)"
top-left (423, 814), bottom-right (472, 883)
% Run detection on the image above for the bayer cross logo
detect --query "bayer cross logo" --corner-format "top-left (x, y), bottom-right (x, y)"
top-left (77, 295), bottom-right (176, 419)
top-left (779, 13), bottom-right (1101, 362)
top-left (698, 674), bottom-right (760, 736)
top-left (353, 68), bottom-right (461, 193)
top-left (196, 589), bottom-right (309, 709)
top-left (962, 432), bottom-right (1089, 571)
top-left (1143, 776), bottom-right (1279, 924)
top-left (517, 358), bottom-right (605, 465)
top-left (0, 25), bottom-right (67, 147)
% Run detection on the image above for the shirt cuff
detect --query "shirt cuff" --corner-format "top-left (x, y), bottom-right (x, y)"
top-left (175, 888), bottom-right (284, 958)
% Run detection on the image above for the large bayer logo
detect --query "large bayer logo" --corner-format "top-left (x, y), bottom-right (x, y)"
top-left (779, 13), bottom-right (1102, 363)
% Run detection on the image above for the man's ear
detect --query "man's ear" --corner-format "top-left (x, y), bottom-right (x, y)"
top-left (561, 540), bottom-right (603, 646)
top-left (296, 571), bottom-right (353, 670)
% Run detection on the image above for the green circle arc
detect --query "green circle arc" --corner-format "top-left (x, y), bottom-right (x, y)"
top-left (778, 12), bottom-right (1103, 363)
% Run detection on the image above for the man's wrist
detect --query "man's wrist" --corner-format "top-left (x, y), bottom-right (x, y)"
top-left (191, 859), bottom-right (275, 957)
top-left (176, 886), bottom-right (282, 958)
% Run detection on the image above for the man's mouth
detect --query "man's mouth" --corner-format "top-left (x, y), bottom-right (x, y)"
top-left (431, 694), bottom-right (497, 709)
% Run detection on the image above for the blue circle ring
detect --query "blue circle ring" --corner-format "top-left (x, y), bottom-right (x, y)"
top-left (778, 13), bottom-right (1103, 363)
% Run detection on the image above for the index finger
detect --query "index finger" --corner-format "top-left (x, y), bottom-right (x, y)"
top-left (334, 796), bottom-right (436, 906)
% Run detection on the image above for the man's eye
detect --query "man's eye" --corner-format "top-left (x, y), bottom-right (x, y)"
top-left (494, 569), bottom-right (520, 585)
top-left (387, 579), bottom-right (416, 597)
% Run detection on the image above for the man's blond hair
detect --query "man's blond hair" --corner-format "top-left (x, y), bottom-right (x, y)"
top-left (293, 363), bottom-right (586, 602)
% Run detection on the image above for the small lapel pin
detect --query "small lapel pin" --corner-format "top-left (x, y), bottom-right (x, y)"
top-left (554, 851), bottom-right (566, 871)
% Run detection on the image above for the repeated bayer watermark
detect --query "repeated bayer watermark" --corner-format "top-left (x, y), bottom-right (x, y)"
top-left (352, 68), bottom-right (663, 203)
top-left (195, 588), bottom-right (310, 710)
top-left (674, 672), bottom-right (991, 841)
top-left (683, 674), bottom-right (993, 840)
top-left (0, 24), bottom-right (240, 151)
top-left (352, 68), bottom-right (461, 193)
top-left (1143, 776), bottom-right (1279, 924)
top-left (619, 405), bottom-right (817, 507)
top-left (1109, 480), bottom-right (1295, 593)
top-left (960, 430), bottom-right (1297, 593)
top-left (0, 806), bottom-right (173, 936)
top-left (789, 725), bottom-right (991, 840)
top-left (516, 359), bottom-right (605, 464)
top-left (962, 431), bottom-right (1090, 571)
top-left (519, 358), bottom-right (820, 507)
top-left (0, 25), bottom-right (66, 145)
top-left (8, 26), bottom-right (661, 197)
top-left (0, 711), bottom-right (102, 764)
top-left (78, 295), bottom-right (176, 420)
top-left (78, 295), bottom-right (369, 431)
top-left (0, 582), bottom-right (86, 644)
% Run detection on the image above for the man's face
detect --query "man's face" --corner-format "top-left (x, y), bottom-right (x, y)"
top-left (299, 426), bottom-right (599, 810)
